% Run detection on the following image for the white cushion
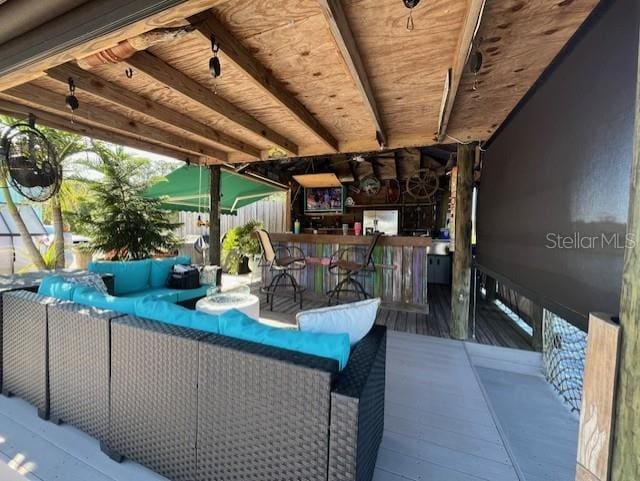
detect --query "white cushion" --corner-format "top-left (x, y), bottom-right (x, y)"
top-left (296, 298), bottom-right (380, 346)
top-left (66, 273), bottom-right (109, 294)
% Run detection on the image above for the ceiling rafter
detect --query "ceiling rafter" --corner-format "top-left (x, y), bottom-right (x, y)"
top-left (437, 0), bottom-right (486, 143)
top-left (189, 12), bottom-right (339, 152)
top-left (318, 0), bottom-right (386, 148)
top-left (0, 98), bottom-right (204, 163)
top-left (124, 51), bottom-right (299, 155)
top-left (0, 84), bottom-right (228, 162)
top-left (46, 62), bottom-right (262, 158)
top-left (0, 0), bottom-right (229, 92)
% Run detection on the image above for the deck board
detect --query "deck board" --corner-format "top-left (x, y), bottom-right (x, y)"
top-left (257, 283), bottom-right (534, 350)
top-left (0, 331), bottom-right (575, 481)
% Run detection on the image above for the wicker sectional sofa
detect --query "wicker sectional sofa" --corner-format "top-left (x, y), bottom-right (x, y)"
top-left (0, 289), bottom-right (386, 481)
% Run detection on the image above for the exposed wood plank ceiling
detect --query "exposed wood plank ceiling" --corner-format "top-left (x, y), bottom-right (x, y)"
top-left (447, 0), bottom-right (600, 141)
top-left (0, 0), bottom-right (599, 164)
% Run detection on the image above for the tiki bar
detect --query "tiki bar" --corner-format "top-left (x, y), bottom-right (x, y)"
top-left (0, 1), bottom-right (639, 481)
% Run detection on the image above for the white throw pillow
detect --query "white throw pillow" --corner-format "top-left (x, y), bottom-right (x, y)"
top-left (66, 273), bottom-right (109, 294)
top-left (296, 298), bottom-right (381, 346)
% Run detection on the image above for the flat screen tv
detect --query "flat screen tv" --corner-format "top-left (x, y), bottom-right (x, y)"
top-left (304, 187), bottom-right (344, 213)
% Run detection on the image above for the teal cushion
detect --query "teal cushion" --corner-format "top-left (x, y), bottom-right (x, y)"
top-left (219, 310), bottom-right (350, 370)
top-left (190, 310), bottom-right (221, 334)
top-left (134, 297), bottom-right (220, 333)
top-left (149, 256), bottom-right (191, 288)
top-left (88, 259), bottom-right (152, 295)
top-left (72, 286), bottom-right (137, 315)
top-left (134, 297), bottom-right (193, 329)
top-left (121, 287), bottom-right (180, 303)
top-left (38, 275), bottom-right (77, 301)
top-left (175, 285), bottom-right (210, 303)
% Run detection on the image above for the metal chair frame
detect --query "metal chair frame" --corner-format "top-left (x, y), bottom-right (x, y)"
top-left (326, 233), bottom-right (381, 305)
top-left (256, 230), bottom-right (307, 310)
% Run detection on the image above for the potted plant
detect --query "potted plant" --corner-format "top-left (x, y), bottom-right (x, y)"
top-left (222, 220), bottom-right (263, 275)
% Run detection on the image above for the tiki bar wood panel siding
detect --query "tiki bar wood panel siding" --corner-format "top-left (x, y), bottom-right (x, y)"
top-left (264, 234), bottom-right (432, 312)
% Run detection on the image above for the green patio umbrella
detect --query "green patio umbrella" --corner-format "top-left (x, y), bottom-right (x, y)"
top-left (144, 165), bottom-right (283, 215)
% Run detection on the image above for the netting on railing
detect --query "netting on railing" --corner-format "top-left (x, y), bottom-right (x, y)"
top-left (543, 310), bottom-right (587, 413)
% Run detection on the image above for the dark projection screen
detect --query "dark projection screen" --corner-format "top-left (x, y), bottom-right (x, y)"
top-left (477, 0), bottom-right (638, 329)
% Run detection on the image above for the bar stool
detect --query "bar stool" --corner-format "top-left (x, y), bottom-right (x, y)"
top-left (256, 229), bottom-right (306, 310)
top-left (326, 233), bottom-right (381, 305)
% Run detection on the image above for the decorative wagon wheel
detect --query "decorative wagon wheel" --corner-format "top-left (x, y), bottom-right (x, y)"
top-left (405, 168), bottom-right (439, 201)
top-left (359, 175), bottom-right (381, 196)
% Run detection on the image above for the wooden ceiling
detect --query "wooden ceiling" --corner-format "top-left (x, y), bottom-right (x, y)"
top-left (0, 0), bottom-right (599, 165)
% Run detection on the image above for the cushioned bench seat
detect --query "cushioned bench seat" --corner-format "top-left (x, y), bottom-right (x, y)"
top-left (87, 256), bottom-right (211, 305)
top-left (120, 285), bottom-right (210, 303)
top-left (120, 287), bottom-right (179, 303)
top-left (38, 276), bottom-right (352, 370)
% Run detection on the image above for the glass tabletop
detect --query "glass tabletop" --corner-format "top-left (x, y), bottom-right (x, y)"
top-left (205, 292), bottom-right (255, 306)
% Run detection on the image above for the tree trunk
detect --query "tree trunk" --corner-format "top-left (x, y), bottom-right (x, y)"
top-left (611, 30), bottom-right (640, 480)
top-left (51, 193), bottom-right (65, 269)
top-left (0, 175), bottom-right (46, 270)
top-left (450, 143), bottom-right (475, 340)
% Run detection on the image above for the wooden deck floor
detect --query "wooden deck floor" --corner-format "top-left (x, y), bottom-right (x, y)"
top-left (259, 283), bottom-right (533, 350)
top-left (0, 331), bottom-right (576, 481)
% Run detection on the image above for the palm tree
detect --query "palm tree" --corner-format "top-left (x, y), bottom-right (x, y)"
top-left (1, 116), bottom-right (89, 270)
top-left (37, 127), bottom-right (88, 268)
top-left (0, 117), bottom-right (46, 270)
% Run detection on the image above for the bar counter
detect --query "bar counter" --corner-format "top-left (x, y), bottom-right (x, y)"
top-left (265, 233), bottom-right (433, 312)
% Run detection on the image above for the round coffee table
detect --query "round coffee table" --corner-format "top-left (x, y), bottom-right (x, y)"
top-left (196, 292), bottom-right (260, 320)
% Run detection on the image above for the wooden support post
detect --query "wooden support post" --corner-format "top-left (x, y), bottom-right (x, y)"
top-left (484, 275), bottom-right (496, 302)
top-left (285, 188), bottom-right (292, 232)
top-left (451, 143), bottom-right (475, 340)
top-left (611, 35), bottom-right (640, 481)
top-left (576, 313), bottom-right (621, 481)
top-left (530, 303), bottom-right (544, 352)
top-left (209, 165), bottom-right (221, 267)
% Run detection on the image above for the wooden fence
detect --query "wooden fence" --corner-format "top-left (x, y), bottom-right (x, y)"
top-left (176, 196), bottom-right (288, 239)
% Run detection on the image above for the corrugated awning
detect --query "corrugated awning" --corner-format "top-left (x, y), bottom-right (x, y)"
top-left (144, 165), bottom-right (284, 215)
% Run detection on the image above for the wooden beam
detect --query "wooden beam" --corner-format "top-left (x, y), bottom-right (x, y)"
top-left (209, 165), bottom-right (221, 266)
top-left (577, 313), bottom-right (620, 481)
top-left (1, 84), bottom-right (228, 162)
top-left (484, 275), bottom-right (496, 301)
top-left (285, 188), bottom-right (292, 233)
top-left (0, 98), bottom-right (202, 162)
top-left (125, 51), bottom-right (298, 155)
top-left (0, 0), bottom-right (227, 91)
top-left (450, 142), bottom-right (475, 340)
top-left (530, 303), bottom-right (544, 352)
top-left (348, 160), bottom-right (359, 183)
top-left (611, 32), bottom-right (640, 480)
top-left (437, 0), bottom-right (486, 143)
top-left (318, 0), bottom-right (386, 147)
top-left (369, 158), bottom-right (382, 180)
top-left (46, 63), bottom-right (261, 158)
top-left (190, 13), bottom-right (338, 152)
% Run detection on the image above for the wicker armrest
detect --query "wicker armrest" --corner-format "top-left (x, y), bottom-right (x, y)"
top-left (47, 303), bottom-right (124, 441)
top-left (329, 325), bottom-right (387, 481)
top-left (105, 316), bottom-right (208, 481)
top-left (196, 333), bottom-right (337, 481)
top-left (1, 290), bottom-right (68, 419)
